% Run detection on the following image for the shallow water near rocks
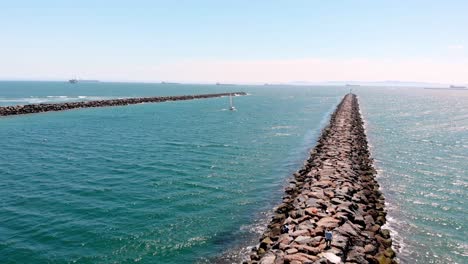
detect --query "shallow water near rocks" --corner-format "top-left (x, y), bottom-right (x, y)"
top-left (0, 82), bottom-right (466, 263)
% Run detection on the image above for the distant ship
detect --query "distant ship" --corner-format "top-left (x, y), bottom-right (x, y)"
top-left (424, 85), bottom-right (468, 90)
top-left (449, 85), bottom-right (466, 89)
top-left (68, 79), bottom-right (99, 84)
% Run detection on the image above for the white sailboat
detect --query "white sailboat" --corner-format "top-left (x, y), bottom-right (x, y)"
top-left (229, 93), bottom-right (236, 111)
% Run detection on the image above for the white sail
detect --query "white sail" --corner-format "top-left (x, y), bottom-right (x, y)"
top-left (229, 93), bottom-right (236, 111)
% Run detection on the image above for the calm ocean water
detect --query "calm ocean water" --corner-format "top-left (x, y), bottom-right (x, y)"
top-left (0, 82), bottom-right (466, 263)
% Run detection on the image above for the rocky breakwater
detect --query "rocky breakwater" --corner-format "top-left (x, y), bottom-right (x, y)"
top-left (0, 92), bottom-right (247, 117)
top-left (247, 94), bottom-right (395, 264)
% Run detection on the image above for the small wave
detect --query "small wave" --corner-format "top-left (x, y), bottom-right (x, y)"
top-left (187, 236), bottom-right (208, 243)
top-left (274, 133), bottom-right (291, 136)
top-left (0, 97), bottom-right (48, 104)
top-left (0, 95), bottom-right (115, 106)
top-left (453, 243), bottom-right (468, 257)
top-left (171, 236), bottom-right (208, 251)
top-left (452, 180), bottom-right (468, 188)
top-left (46, 95), bottom-right (68, 98)
top-left (271, 126), bottom-right (295, 130)
top-left (81, 96), bottom-right (111, 101)
top-left (381, 207), bottom-right (408, 260)
top-left (210, 211), bottom-right (273, 263)
top-left (412, 200), bottom-right (426, 205)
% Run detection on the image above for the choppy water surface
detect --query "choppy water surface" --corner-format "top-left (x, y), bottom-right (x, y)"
top-left (0, 82), bottom-right (466, 263)
top-left (358, 87), bottom-right (468, 264)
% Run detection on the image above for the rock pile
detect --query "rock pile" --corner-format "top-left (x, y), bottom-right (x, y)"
top-left (0, 92), bottom-right (247, 117)
top-left (247, 94), bottom-right (396, 264)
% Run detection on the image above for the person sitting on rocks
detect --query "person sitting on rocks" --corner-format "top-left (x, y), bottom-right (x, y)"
top-left (324, 228), bottom-right (333, 248)
top-left (280, 224), bottom-right (289, 234)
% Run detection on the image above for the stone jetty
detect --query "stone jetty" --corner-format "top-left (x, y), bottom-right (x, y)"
top-left (247, 94), bottom-right (396, 264)
top-left (0, 92), bottom-right (246, 117)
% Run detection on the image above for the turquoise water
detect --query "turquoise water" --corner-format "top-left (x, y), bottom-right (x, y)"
top-left (0, 82), bottom-right (342, 263)
top-left (0, 82), bottom-right (466, 263)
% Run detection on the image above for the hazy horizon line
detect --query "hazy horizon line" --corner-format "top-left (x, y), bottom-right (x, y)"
top-left (0, 78), bottom-right (465, 87)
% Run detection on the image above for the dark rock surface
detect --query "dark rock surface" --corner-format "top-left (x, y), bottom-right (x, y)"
top-left (246, 94), bottom-right (396, 264)
top-left (0, 92), bottom-right (247, 117)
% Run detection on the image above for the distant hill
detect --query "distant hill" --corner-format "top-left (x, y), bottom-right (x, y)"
top-left (285, 80), bottom-right (458, 88)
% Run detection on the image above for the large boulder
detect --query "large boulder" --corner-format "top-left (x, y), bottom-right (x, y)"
top-left (316, 217), bottom-right (340, 228)
top-left (260, 252), bottom-right (276, 264)
top-left (319, 252), bottom-right (342, 263)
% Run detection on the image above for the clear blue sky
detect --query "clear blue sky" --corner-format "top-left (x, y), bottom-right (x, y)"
top-left (1, 0), bottom-right (467, 83)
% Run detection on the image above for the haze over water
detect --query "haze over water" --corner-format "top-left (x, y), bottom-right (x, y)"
top-left (0, 82), bottom-right (466, 263)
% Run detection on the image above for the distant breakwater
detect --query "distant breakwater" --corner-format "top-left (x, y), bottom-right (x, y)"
top-left (247, 94), bottom-right (395, 264)
top-left (0, 92), bottom-right (246, 116)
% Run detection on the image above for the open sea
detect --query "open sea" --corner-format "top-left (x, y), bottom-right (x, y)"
top-left (0, 81), bottom-right (466, 263)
